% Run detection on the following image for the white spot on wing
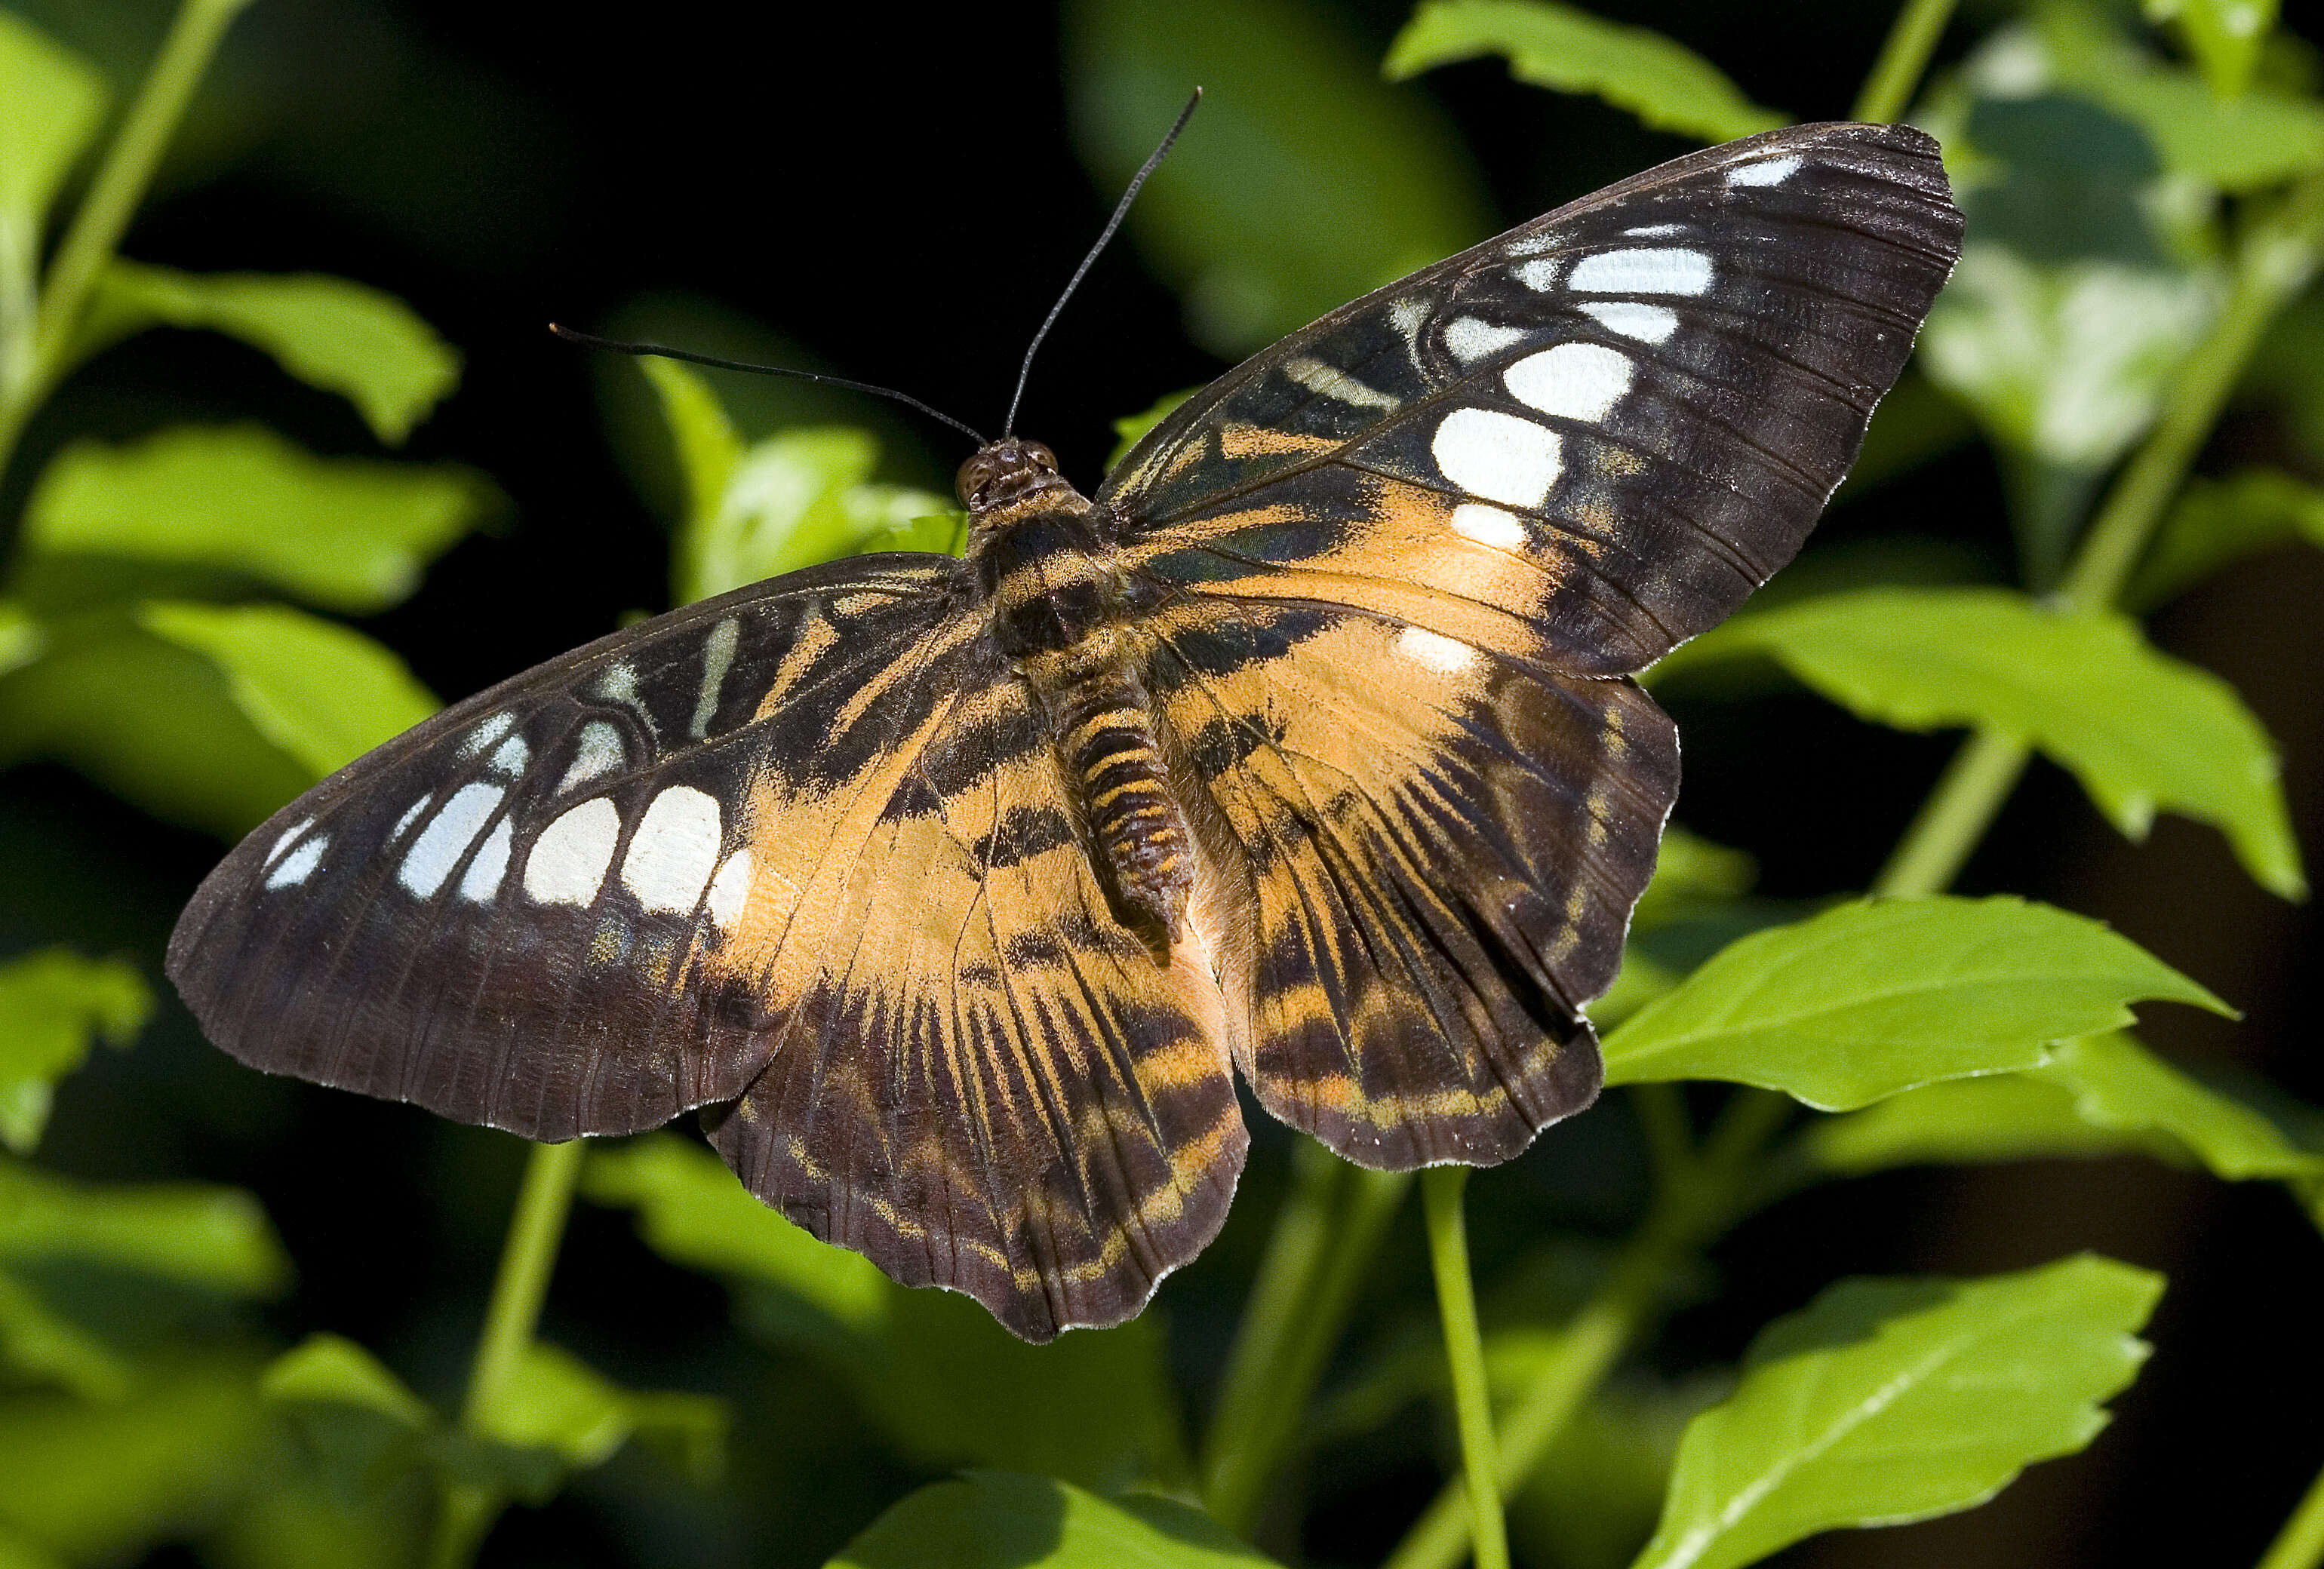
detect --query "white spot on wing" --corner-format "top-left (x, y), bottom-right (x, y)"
top-left (690, 617), bottom-right (741, 738)
top-left (621, 786), bottom-right (724, 914)
top-left (399, 782), bottom-right (504, 898)
top-left (488, 735), bottom-right (530, 776)
top-left (1625, 223), bottom-right (1686, 237)
top-left (1581, 301), bottom-right (1680, 345)
top-left (390, 798), bottom-right (429, 841)
top-left (1388, 296), bottom-right (1429, 342)
top-left (460, 818), bottom-right (514, 902)
top-left (525, 798), bottom-right (622, 906)
top-left (1569, 248), bottom-right (1714, 296)
top-left (1444, 316), bottom-right (1529, 363)
top-left (1505, 232), bottom-right (1561, 256)
top-left (458, 712), bottom-right (515, 759)
top-left (707, 848), bottom-right (754, 930)
top-left (266, 834), bottom-right (327, 889)
top-left (261, 816), bottom-right (315, 870)
top-left (1431, 408), bottom-right (1564, 508)
top-left (1726, 155), bottom-right (1802, 187)
top-left (1516, 257), bottom-right (1563, 291)
top-left (1394, 626), bottom-right (1477, 674)
top-left (1450, 502), bottom-right (1527, 549)
top-left (558, 722), bottom-right (626, 794)
top-left (1283, 355), bottom-right (1399, 410)
top-left (1505, 342), bottom-right (1636, 423)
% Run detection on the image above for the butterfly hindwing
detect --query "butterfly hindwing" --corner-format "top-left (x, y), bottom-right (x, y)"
top-left (1148, 599), bottom-right (1676, 1167)
top-left (1108, 122), bottom-right (1963, 677)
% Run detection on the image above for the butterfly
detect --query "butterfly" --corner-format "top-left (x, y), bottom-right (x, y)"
top-left (168, 122), bottom-right (1962, 1342)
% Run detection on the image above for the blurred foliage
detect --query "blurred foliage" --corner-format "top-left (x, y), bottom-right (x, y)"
top-left (1, 0), bottom-right (2322, 1567)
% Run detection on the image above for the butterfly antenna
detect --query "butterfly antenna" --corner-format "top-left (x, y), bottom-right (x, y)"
top-left (549, 324), bottom-right (988, 447)
top-left (1003, 87), bottom-right (1202, 438)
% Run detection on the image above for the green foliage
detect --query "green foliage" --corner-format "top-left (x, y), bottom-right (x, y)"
top-left (1603, 896), bottom-right (2228, 1110)
top-left (260, 1335), bottom-right (432, 1431)
top-left (1065, 0), bottom-right (1491, 355)
top-left (1631, 1256), bottom-right (2161, 1569)
top-left (23, 425), bottom-right (488, 613)
top-left (826, 1472), bottom-right (1276, 1569)
top-left (1385, 0), bottom-right (1788, 143)
top-left (1108, 387), bottom-right (1199, 470)
top-left (2127, 465), bottom-right (2324, 606)
top-left (0, 1156), bottom-right (289, 1297)
top-left (1673, 588), bottom-right (2304, 898)
top-left (0, 949), bottom-right (149, 1154)
top-left (474, 1342), bottom-right (725, 1486)
top-left (0, 14), bottom-right (105, 291)
top-left (2147, 0), bottom-right (2281, 97)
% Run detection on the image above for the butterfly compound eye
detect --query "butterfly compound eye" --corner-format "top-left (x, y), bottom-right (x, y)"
top-left (955, 438), bottom-right (1062, 511)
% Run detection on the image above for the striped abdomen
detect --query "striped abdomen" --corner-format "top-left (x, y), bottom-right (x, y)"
top-left (1053, 662), bottom-right (1194, 942)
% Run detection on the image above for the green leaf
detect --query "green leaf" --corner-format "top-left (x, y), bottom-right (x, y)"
top-left (0, 949), bottom-right (150, 1154)
top-left (0, 605), bottom-right (41, 679)
top-left (827, 1472), bottom-right (1274, 1569)
top-left (1631, 1255), bottom-right (2160, 1569)
top-left (139, 601), bottom-right (437, 779)
top-left (2127, 467), bottom-right (2324, 609)
top-left (2144, 0), bottom-right (2279, 97)
top-left (1631, 828), bottom-right (1754, 935)
top-left (1806, 1032), bottom-right (2324, 1182)
top-left (479, 1342), bottom-right (724, 1486)
top-left (1065, 0), bottom-right (1492, 356)
top-left (1107, 388), bottom-right (1199, 471)
top-left (261, 1334), bottom-right (432, 1429)
top-left (24, 425), bottom-right (489, 614)
top-left (0, 1358), bottom-right (269, 1564)
top-left (0, 1522), bottom-right (65, 1569)
top-left (1385, 0), bottom-right (1788, 144)
top-left (583, 1135), bottom-right (888, 1337)
top-left (679, 428), bottom-right (951, 603)
top-left (1513, 1376), bottom-right (1715, 1569)
top-left (1603, 896), bottom-right (2230, 1111)
top-left (0, 13), bottom-right (106, 244)
top-left (80, 264), bottom-right (460, 444)
top-left (1677, 588), bottom-right (2304, 899)
top-left (0, 1268), bottom-right (134, 1401)
top-left (0, 1157), bottom-right (290, 1297)
top-left (640, 356), bottom-right (742, 527)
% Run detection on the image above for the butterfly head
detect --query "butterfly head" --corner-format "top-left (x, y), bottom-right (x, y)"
top-left (958, 438), bottom-right (1070, 516)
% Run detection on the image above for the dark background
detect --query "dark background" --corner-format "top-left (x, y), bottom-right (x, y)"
top-left (2, 0), bottom-right (2319, 1564)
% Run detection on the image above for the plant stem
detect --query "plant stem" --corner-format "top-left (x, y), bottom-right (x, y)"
top-left (1850, 0), bottom-right (1958, 123)
top-left (2257, 1460), bottom-right (2324, 1569)
top-left (1205, 1145), bottom-right (1412, 1533)
top-left (1870, 729), bottom-right (2032, 900)
top-left (426, 1137), bottom-right (587, 1569)
top-left (1420, 1166), bottom-right (1507, 1569)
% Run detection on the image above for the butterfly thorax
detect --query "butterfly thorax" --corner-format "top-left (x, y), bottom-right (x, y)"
top-left (962, 438), bottom-right (1194, 947)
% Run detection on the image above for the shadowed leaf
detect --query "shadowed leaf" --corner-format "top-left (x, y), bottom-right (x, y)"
top-left (0, 949), bottom-right (149, 1153)
top-left (827, 1472), bottom-right (1272, 1569)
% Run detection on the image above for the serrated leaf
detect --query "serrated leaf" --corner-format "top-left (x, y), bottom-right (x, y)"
top-left (480, 1342), bottom-right (724, 1485)
top-left (1631, 1255), bottom-right (2160, 1569)
top-left (1678, 588), bottom-right (2304, 898)
top-left (1603, 897), bottom-right (2230, 1111)
top-left (2145, 0), bottom-right (2279, 97)
top-left (0, 948), bottom-right (150, 1153)
top-left (827, 1472), bottom-right (1274, 1569)
top-left (0, 13), bottom-right (106, 239)
top-left (81, 264), bottom-right (460, 444)
top-left (1385, 0), bottom-right (1787, 143)
top-left (2127, 467), bottom-right (2324, 609)
top-left (0, 1269), bottom-right (133, 1402)
top-left (1065, 0), bottom-right (1491, 357)
top-left (262, 1334), bottom-right (433, 1429)
top-left (138, 600), bottom-right (437, 780)
top-left (0, 1158), bottom-right (289, 1297)
top-left (25, 425), bottom-right (488, 613)
top-left (1806, 1031), bottom-right (2323, 1182)
top-left (679, 427), bottom-right (950, 602)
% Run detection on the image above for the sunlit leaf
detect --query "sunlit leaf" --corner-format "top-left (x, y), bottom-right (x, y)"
top-left (0, 1158), bottom-right (289, 1297)
top-left (1805, 1031), bottom-right (2323, 1183)
top-left (25, 425), bottom-right (489, 613)
top-left (1065, 0), bottom-right (1490, 356)
top-left (0, 1358), bottom-right (269, 1565)
top-left (480, 1342), bottom-right (724, 1486)
top-left (1603, 897), bottom-right (2230, 1111)
top-left (680, 428), bottom-right (951, 603)
top-left (0, 606), bottom-right (41, 679)
top-left (0, 14), bottom-right (106, 255)
top-left (2127, 467), bottom-right (2324, 609)
top-left (2144, 0), bottom-right (2279, 97)
top-left (261, 1334), bottom-right (432, 1429)
top-left (0, 949), bottom-right (149, 1154)
top-left (1631, 1255), bottom-right (2160, 1569)
top-left (640, 356), bottom-right (742, 527)
top-left (78, 264), bottom-right (461, 444)
top-left (1385, 0), bottom-right (1787, 143)
top-left (1676, 588), bottom-right (2304, 899)
top-left (0, 1269), bottom-right (133, 1402)
top-left (0, 1521), bottom-right (66, 1569)
top-left (827, 1472), bottom-right (1274, 1569)
top-left (138, 601), bottom-right (437, 780)
top-left (1108, 388), bottom-right (1199, 471)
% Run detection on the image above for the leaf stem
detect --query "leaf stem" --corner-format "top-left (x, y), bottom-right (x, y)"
top-left (427, 1136), bottom-right (586, 1569)
top-left (0, 0), bottom-right (252, 472)
top-left (1420, 1165), bottom-right (1508, 1569)
top-left (1870, 729), bottom-right (2033, 900)
top-left (1849, 0), bottom-right (1958, 124)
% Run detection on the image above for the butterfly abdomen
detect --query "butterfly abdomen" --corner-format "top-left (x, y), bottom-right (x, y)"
top-left (1049, 659), bottom-right (1193, 942)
